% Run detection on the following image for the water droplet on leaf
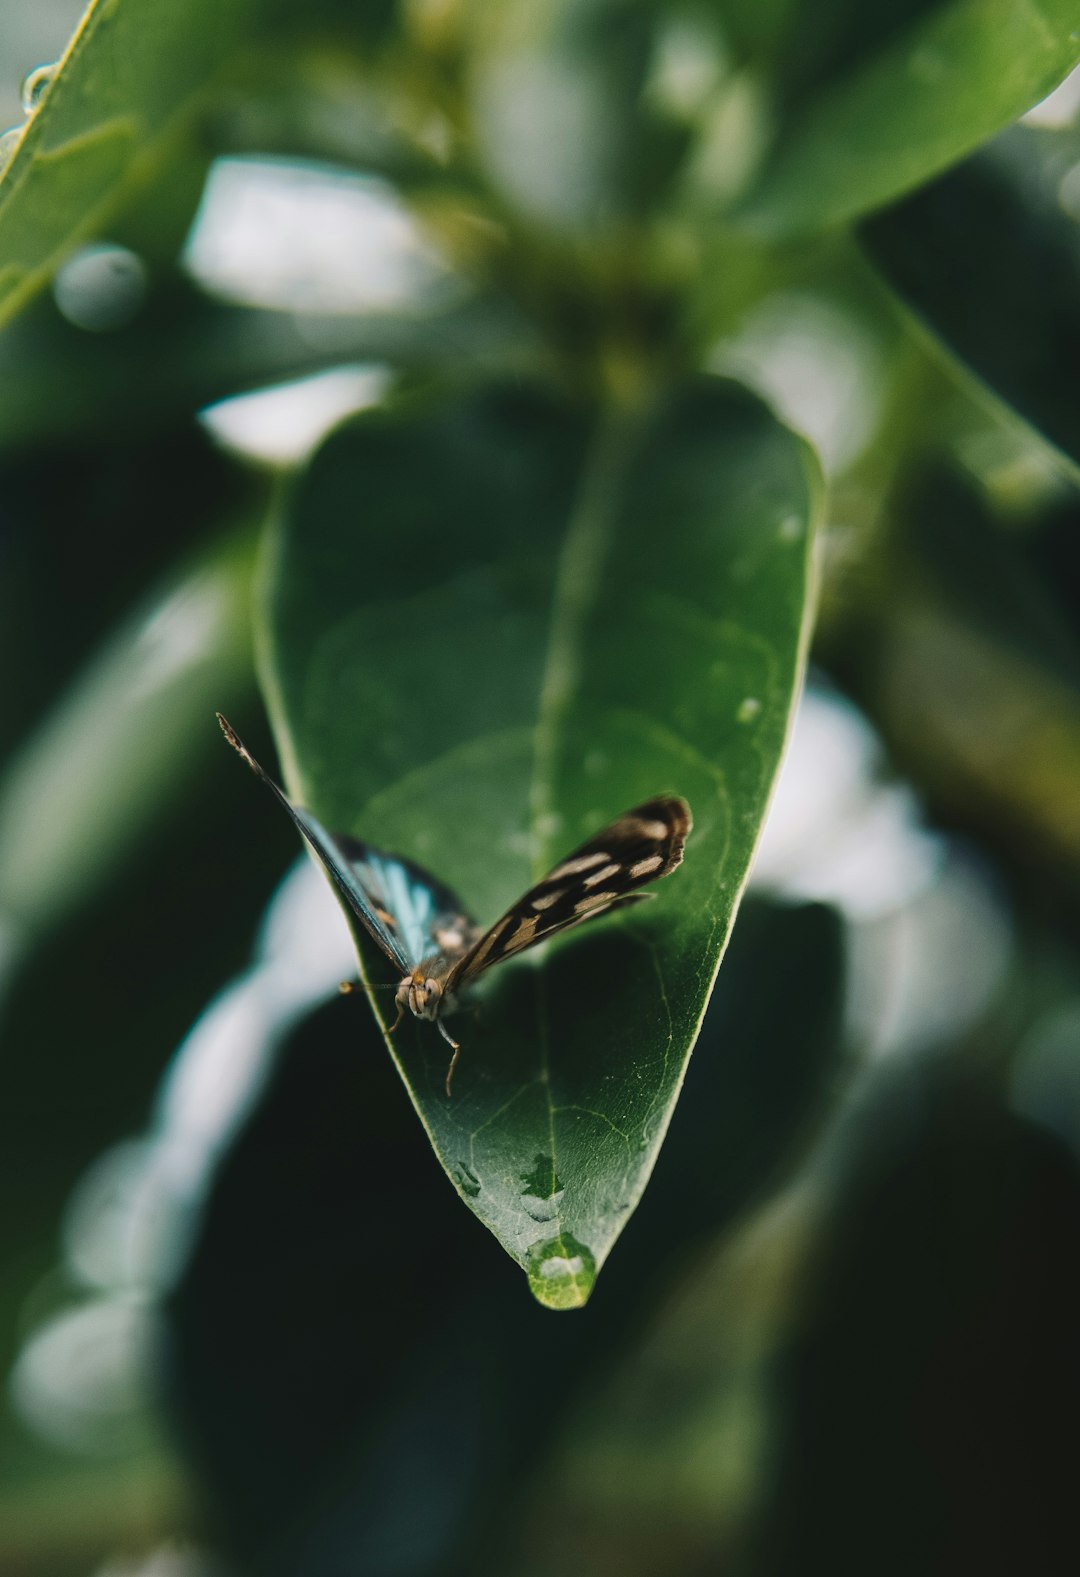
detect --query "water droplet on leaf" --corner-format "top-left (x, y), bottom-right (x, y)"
top-left (521, 1193), bottom-right (565, 1223)
top-left (0, 127), bottom-right (22, 174)
top-left (737, 697), bottom-right (761, 723)
top-left (452, 1163), bottom-right (480, 1198)
top-left (519, 1153), bottom-right (564, 1221)
top-left (525, 1232), bottom-right (596, 1310)
top-left (21, 63), bottom-right (59, 117)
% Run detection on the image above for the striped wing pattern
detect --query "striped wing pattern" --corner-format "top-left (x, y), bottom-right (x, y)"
top-left (219, 716), bottom-right (691, 1093)
top-left (446, 796), bottom-right (692, 992)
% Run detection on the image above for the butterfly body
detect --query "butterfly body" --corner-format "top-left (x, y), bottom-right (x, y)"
top-left (217, 714), bottom-right (691, 1094)
top-left (393, 964), bottom-right (467, 1083)
top-left (394, 945), bottom-right (473, 1031)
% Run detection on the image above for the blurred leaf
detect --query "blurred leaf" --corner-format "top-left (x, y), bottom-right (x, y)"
top-left (851, 467), bottom-right (1080, 884)
top-left (203, 43), bottom-right (429, 182)
top-left (166, 898), bottom-right (845, 1572)
top-left (0, 531), bottom-right (255, 971)
top-left (877, 604), bottom-right (1080, 876)
top-left (720, 0), bottom-right (945, 88)
top-left (0, 281), bottom-right (537, 451)
top-left (861, 123), bottom-right (1080, 479)
top-left (0, 700), bottom-right (295, 1405)
top-left (756, 1059), bottom-right (1080, 1577)
top-left (466, 0), bottom-right (685, 233)
top-left (0, 1456), bottom-right (189, 1574)
top-left (490, 900), bottom-right (848, 1575)
top-left (259, 379), bottom-right (819, 1306)
top-left (734, 0), bottom-right (1080, 235)
top-left (0, 0), bottom-right (245, 327)
top-left (0, 0), bottom-right (398, 330)
top-left (0, 422), bottom-right (257, 772)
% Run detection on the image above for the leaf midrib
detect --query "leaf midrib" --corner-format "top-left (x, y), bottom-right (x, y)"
top-left (526, 406), bottom-right (644, 1267)
top-left (528, 409), bottom-right (643, 874)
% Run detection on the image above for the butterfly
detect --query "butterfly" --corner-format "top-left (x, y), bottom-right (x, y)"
top-left (218, 714), bottom-right (691, 1095)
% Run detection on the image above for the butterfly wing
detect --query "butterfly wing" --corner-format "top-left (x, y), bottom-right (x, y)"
top-left (446, 795), bottom-right (692, 992)
top-left (332, 838), bottom-right (479, 972)
top-left (217, 715), bottom-right (474, 974)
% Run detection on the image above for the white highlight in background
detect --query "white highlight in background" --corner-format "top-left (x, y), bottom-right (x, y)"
top-left (710, 293), bottom-right (886, 474)
top-left (183, 157), bottom-right (448, 314)
top-left (199, 364), bottom-right (390, 464)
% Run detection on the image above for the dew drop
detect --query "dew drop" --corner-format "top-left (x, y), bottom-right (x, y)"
top-left (737, 696), bottom-right (762, 724)
top-left (21, 62), bottom-right (59, 117)
top-left (0, 127), bottom-right (22, 175)
top-left (53, 243), bottom-right (148, 332)
top-left (451, 1162), bottom-right (480, 1198)
top-left (520, 1153), bottom-right (564, 1221)
top-left (525, 1232), bottom-right (596, 1310)
top-left (522, 1193), bottom-right (563, 1223)
top-left (520, 1154), bottom-right (560, 1199)
top-left (779, 513), bottom-right (802, 541)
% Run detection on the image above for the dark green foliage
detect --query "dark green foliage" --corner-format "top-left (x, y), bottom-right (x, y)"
top-left (2, 0), bottom-right (1080, 1570)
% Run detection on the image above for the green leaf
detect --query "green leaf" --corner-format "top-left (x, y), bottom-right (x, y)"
top-left (162, 899), bottom-right (845, 1562)
top-left (466, 0), bottom-right (684, 232)
top-left (0, 0), bottom-right (255, 328)
top-left (0, 283), bottom-right (536, 452)
top-left (861, 123), bottom-right (1080, 479)
top-left (260, 379), bottom-right (819, 1307)
top-left (734, 0), bottom-right (1080, 235)
top-left (0, 0), bottom-right (398, 331)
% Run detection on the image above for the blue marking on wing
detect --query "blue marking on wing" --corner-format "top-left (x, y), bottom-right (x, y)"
top-left (284, 809), bottom-right (414, 973)
top-left (337, 842), bottom-right (470, 969)
top-left (216, 718), bottom-right (468, 975)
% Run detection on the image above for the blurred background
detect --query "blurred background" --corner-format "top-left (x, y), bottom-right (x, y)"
top-left (2, 2), bottom-right (1080, 1573)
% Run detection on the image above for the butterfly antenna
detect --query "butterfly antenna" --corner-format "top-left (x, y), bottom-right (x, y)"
top-left (437, 1018), bottom-right (461, 1097)
top-left (216, 713), bottom-right (298, 816)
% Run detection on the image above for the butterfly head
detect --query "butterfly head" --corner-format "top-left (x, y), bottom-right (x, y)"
top-left (396, 968), bottom-right (445, 1022)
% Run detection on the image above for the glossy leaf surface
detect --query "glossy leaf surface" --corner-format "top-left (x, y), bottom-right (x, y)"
top-left (735, 0), bottom-right (1080, 235)
top-left (164, 898), bottom-right (845, 1567)
top-left (0, 0), bottom-right (396, 330)
top-left (260, 380), bottom-right (819, 1306)
top-left (0, 0), bottom-right (249, 326)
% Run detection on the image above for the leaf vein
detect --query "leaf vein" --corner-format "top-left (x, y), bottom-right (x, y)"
top-left (529, 415), bottom-right (637, 873)
top-left (554, 1104), bottom-right (634, 1154)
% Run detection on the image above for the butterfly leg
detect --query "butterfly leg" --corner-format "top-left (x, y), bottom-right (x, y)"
top-left (387, 998), bottom-right (406, 1035)
top-left (437, 1016), bottom-right (462, 1097)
